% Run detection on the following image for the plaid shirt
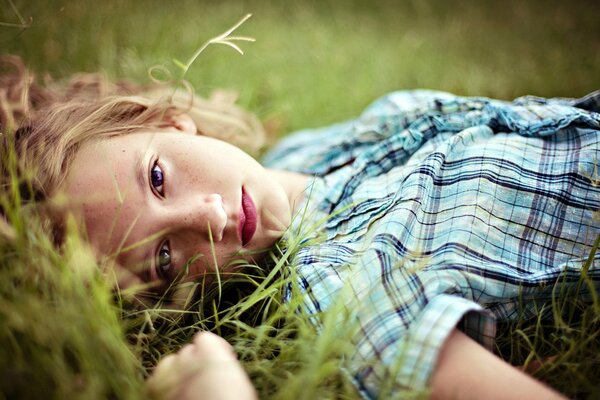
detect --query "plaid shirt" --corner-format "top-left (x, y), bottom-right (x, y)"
top-left (263, 90), bottom-right (600, 397)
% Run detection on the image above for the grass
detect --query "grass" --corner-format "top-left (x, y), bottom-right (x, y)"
top-left (2, 0), bottom-right (600, 398)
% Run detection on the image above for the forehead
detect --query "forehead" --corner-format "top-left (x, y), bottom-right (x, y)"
top-left (64, 133), bottom-right (154, 262)
top-left (65, 133), bottom-right (150, 208)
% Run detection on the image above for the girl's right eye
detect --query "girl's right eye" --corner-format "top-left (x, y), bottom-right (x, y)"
top-left (150, 161), bottom-right (165, 196)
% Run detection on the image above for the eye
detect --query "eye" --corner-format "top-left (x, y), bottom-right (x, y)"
top-left (150, 161), bottom-right (165, 196)
top-left (155, 241), bottom-right (172, 281)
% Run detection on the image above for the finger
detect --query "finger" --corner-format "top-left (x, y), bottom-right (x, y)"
top-left (177, 342), bottom-right (199, 363)
top-left (193, 332), bottom-right (237, 361)
top-left (148, 353), bottom-right (182, 399)
top-left (152, 353), bottom-right (177, 375)
top-left (193, 331), bottom-right (230, 348)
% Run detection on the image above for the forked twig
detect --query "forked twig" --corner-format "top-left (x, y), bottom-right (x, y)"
top-left (149, 13), bottom-right (255, 84)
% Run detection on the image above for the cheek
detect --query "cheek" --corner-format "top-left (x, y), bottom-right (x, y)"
top-left (187, 258), bottom-right (211, 280)
top-left (81, 202), bottom-right (115, 247)
top-left (178, 153), bottom-right (226, 186)
top-left (83, 200), bottom-right (142, 257)
top-left (180, 236), bottom-right (238, 275)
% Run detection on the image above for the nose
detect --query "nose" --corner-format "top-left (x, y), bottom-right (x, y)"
top-left (169, 193), bottom-right (227, 241)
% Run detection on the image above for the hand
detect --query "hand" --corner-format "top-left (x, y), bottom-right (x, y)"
top-left (147, 332), bottom-right (257, 400)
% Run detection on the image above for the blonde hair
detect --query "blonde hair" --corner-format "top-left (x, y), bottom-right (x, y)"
top-left (0, 55), bottom-right (266, 208)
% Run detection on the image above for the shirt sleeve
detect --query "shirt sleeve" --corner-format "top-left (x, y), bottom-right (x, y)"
top-left (329, 260), bottom-right (497, 398)
top-left (346, 292), bottom-right (495, 398)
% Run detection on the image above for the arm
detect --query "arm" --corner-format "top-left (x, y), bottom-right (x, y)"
top-left (147, 332), bottom-right (257, 400)
top-left (429, 329), bottom-right (565, 400)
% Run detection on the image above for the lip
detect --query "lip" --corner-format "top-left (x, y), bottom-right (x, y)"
top-left (239, 187), bottom-right (257, 246)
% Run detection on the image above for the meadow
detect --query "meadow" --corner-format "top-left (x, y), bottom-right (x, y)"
top-left (1, 0), bottom-right (600, 398)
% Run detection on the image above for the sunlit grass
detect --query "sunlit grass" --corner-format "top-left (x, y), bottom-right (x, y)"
top-left (0, 198), bottom-right (144, 398)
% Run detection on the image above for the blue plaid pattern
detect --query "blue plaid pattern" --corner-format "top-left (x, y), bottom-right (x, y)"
top-left (263, 90), bottom-right (600, 397)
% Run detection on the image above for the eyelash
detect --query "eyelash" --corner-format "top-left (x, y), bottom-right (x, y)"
top-left (155, 240), bottom-right (172, 282)
top-left (150, 160), bottom-right (165, 197)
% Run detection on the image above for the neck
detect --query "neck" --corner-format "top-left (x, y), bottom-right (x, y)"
top-left (267, 169), bottom-right (310, 213)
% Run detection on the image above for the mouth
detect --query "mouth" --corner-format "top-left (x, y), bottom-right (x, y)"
top-left (239, 187), bottom-right (257, 246)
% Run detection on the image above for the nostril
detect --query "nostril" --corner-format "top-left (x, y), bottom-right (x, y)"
top-left (202, 193), bottom-right (227, 241)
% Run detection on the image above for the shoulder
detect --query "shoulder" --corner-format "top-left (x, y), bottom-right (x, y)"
top-left (262, 90), bottom-right (460, 173)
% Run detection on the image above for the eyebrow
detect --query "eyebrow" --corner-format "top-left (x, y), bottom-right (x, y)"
top-left (135, 150), bottom-right (147, 197)
top-left (130, 150), bottom-right (155, 283)
top-left (127, 249), bottom-right (152, 284)
top-left (117, 225), bottom-right (155, 284)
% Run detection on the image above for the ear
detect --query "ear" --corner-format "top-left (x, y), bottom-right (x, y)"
top-left (209, 89), bottom-right (238, 105)
top-left (160, 111), bottom-right (197, 135)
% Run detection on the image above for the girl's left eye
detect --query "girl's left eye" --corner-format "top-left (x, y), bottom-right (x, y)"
top-left (156, 241), bottom-right (173, 281)
top-left (150, 161), bottom-right (165, 196)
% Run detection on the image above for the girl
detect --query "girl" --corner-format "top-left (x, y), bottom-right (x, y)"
top-left (2, 54), bottom-right (599, 399)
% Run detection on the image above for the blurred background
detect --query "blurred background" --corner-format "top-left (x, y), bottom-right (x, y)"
top-left (2, 0), bottom-right (600, 135)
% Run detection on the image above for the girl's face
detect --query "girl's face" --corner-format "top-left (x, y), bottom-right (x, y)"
top-left (63, 119), bottom-right (293, 290)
